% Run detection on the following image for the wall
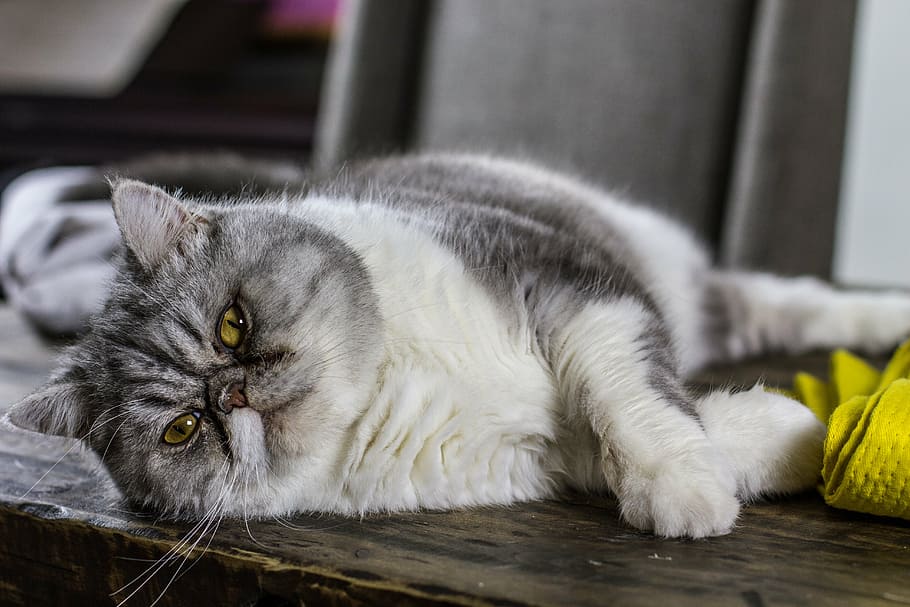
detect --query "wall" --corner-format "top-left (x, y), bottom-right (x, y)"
top-left (834, 0), bottom-right (910, 288)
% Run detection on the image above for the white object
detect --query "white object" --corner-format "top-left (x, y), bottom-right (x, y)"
top-left (0, 167), bottom-right (117, 333)
top-left (0, 0), bottom-right (187, 96)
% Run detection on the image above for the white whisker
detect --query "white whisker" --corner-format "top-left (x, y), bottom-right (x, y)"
top-left (112, 460), bottom-right (234, 605)
top-left (18, 406), bottom-right (134, 500)
top-left (98, 417), bottom-right (131, 466)
top-left (241, 479), bottom-right (270, 551)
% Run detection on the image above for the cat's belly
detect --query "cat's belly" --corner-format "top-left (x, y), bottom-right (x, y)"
top-left (337, 343), bottom-right (564, 512)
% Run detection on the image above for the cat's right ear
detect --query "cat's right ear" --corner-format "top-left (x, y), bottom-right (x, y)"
top-left (110, 178), bottom-right (207, 270)
top-left (5, 377), bottom-right (90, 440)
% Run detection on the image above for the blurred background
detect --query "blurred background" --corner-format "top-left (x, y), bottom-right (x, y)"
top-left (0, 0), bottom-right (907, 331)
top-left (0, 0), bottom-right (333, 172)
top-left (836, 0), bottom-right (910, 289)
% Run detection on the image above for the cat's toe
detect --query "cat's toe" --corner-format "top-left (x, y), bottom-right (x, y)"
top-left (618, 466), bottom-right (740, 538)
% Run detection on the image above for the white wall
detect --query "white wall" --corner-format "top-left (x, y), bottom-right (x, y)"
top-left (834, 0), bottom-right (910, 288)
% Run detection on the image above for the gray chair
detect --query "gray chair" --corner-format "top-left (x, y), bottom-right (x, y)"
top-left (315, 0), bottom-right (857, 278)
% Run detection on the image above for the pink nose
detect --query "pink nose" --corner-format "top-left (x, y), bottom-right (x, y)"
top-left (219, 382), bottom-right (248, 414)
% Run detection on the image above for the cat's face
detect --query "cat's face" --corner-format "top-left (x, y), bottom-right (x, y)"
top-left (8, 181), bottom-right (382, 516)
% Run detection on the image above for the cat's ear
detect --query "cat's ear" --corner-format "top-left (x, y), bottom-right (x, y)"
top-left (5, 377), bottom-right (90, 440)
top-left (110, 178), bottom-right (207, 270)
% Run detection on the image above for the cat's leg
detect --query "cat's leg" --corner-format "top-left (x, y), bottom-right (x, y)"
top-left (547, 296), bottom-right (740, 538)
top-left (696, 385), bottom-right (825, 500)
top-left (705, 271), bottom-right (910, 363)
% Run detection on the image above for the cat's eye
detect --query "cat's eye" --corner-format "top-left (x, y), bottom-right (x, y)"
top-left (219, 303), bottom-right (247, 349)
top-left (162, 412), bottom-right (201, 445)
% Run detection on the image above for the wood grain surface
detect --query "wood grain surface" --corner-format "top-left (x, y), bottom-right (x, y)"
top-left (1, 305), bottom-right (909, 607)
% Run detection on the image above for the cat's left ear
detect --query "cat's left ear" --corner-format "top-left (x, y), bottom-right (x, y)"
top-left (110, 179), bottom-right (208, 270)
top-left (5, 377), bottom-right (91, 440)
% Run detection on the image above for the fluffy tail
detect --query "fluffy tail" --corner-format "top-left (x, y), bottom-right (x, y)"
top-left (704, 271), bottom-right (910, 363)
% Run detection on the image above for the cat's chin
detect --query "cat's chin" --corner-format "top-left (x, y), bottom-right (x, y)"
top-left (225, 407), bottom-right (270, 479)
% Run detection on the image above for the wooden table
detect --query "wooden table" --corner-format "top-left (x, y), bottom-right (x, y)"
top-left (2, 305), bottom-right (909, 606)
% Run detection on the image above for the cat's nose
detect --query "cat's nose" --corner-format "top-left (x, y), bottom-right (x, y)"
top-left (219, 382), bottom-right (248, 414)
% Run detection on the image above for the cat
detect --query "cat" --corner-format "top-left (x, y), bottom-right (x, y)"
top-left (8, 152), bottom-right (910, 539)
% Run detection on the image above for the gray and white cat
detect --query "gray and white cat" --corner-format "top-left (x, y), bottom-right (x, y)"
top-left (9, 153), bottom-right (910, 538)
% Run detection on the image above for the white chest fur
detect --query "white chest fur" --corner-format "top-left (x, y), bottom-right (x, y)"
top-left (310, 202), bottom-right (563, 512)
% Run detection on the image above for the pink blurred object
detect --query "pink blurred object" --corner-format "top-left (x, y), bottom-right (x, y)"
top-left (262, 0), bottom-right (340, 38)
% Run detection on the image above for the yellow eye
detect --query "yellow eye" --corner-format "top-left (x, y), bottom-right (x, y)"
top-left (219, 303), bottom-right (247, 349)
top-left (162, 412), bottom-right (200, 445)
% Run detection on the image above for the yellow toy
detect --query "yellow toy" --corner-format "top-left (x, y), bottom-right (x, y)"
top-left (792, 340), bottom-right (910, 520)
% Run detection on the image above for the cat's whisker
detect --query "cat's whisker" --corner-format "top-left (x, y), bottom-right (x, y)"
top-left (112, 504), bottom-right (214, 600)
top-left (107, 507), bottom-right (154, 518)
top-left (112, 515), bottom-right (208, 604)
top-left (114, 513), bottom-right (223, 606)
top-left (306, 333), bottom-right (358, 362)
top-left (311, 335), bottom-right (447, 370)
top-left (309, 350), bottom-right (363, 372)
top-left (464, 264), bottom-right (508, 274)
top-left (112, 460), bottom-right (233, 605)
top-left (18, 405), bottom-right (135, 500)
top-left (382, 299), bottom-right (473, 320)
top-left (241, 480), bottom-right (271, 551)
top-left (307, 336), bottom-right (415, 368)
top-left (243, 510), bottom-right (269, 550)
top-left (170, 510), bottom-right (224, 586)
top-left (291, 339), bottom-right (366, 375)
top-left (113, 555), bottom-right (160, 563)
top-left (18, 439), bottom-right (84, 500)
top-left (127, 517), bottom-right (221, 607)
top-left (149, 500), bottom-right (228, 607)
top-left (113, 272), bottom-right (184, 320)
top-left (307, 519), bottom-right (351, 532)
top-left (98, 417), bottom-right (131, 467)
top-left (272, 515), bottom-right (305, 530)
top-left (306, 336), bottom-right (473, 375)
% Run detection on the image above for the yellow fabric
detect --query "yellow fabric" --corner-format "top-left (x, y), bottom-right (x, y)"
top-left (793, 371), bottom-right (834, 423)
top-left (830, 349), bottom-right (881, 407)
top-left (792, 341), bottom-right (910, 520)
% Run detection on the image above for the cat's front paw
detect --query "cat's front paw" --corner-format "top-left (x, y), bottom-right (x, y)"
top-left (617, 465), bottom-right (740, 538)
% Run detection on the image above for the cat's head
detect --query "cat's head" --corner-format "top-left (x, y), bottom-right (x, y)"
top-left (7, 180), bottom-right (382, 517)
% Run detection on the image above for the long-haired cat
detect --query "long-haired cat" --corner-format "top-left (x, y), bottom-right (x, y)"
top-left (9, 153), bottom-right (910, 538)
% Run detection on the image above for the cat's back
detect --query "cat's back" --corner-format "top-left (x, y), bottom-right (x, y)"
top-left (315, 153), bottom-right (663, 308)
top-left (321, 153), bottom-right (628, 249)
top-left (312, 153), bottom-right (712, 372)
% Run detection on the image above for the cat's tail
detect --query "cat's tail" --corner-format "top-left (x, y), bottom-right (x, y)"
top-left (695, 384), bottom-right (825, 501)
top-left (703, 270), bottom-right (910, 364)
